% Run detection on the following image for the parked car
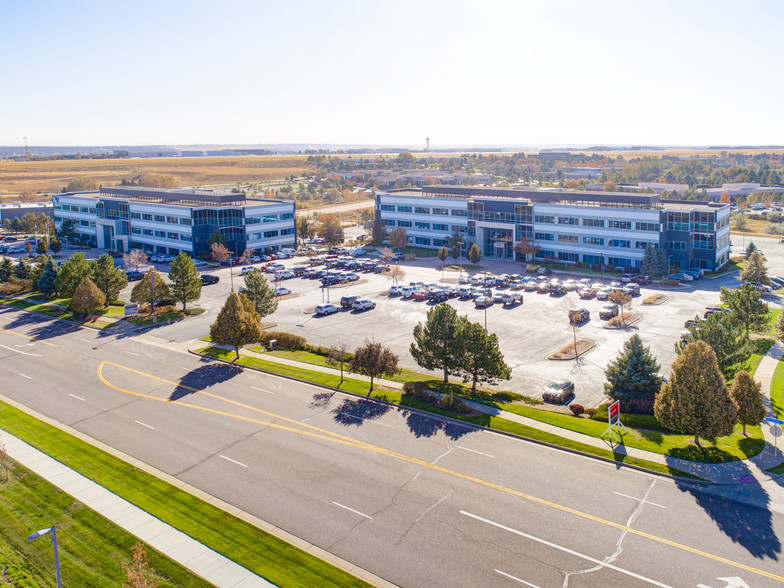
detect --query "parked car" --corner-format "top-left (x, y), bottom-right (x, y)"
top-left (352, 298), bottom-right (376, 311)
top-left (622, 283), bottom-right (640, 296)
top-left (126, 270), bottom-right (145, 281)
top-left (315, 303), bottom-right (339, 315)
top-left (340, 295), bottom-right (360, 309)
top-left (569, 308), bottom-right (590, 324)
top-left (412, 289), bottom-right (429, 300)
top-left (388, 285), bottom-right (403, 296)
top-left (200, 274), bottom-right (220, 285)
top-left (578, 287), bottom-right (597, 299)
top-left (502, 292), bottom-right (523, 305)
top-left (275, 270), bottom-right (295, 280)
top-left (621, 273), bottom-right (636, 284)
top-left (427, 289), bottom-right (449, 302)
top-left (633, 275), bottom-right (652, 285)
top-left (537, 267), bottom-right (552, 276)
top-left (401, 286), bottom-right (417, 298)
top-left (474, 296), bottom-right (493, 308)
top-left (549, 284), bottom-right (566, 296)
top-left (542, 380), bottom-right (574, 404)
top-left (599, 304), bottom-right (620, 319)
top-left (275, 287), bottom-right (292, 296)
top-left (241, 266), bottom-right (258, 274)
top-left (192, 259), bottom-right (208, 267)
top-left (596, 288), bottom-right (611, 300)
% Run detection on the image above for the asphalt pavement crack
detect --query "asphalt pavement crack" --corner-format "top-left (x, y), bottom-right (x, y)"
top-left (562, 478), bottom-right (656, 587)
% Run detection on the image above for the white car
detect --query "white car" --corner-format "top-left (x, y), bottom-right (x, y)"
top-left (315, 303), bottom-right (339, 315)
top-left (275, 287), bottom-right (291, 296)
top-left (193, 259), bottom-right (208, 267)
top-left (352, 298), bottom-right (376, 311)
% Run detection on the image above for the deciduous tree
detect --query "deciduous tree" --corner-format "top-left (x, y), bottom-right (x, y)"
top-left (130, 269), bottom-right (171, 323)
top-left (49, 237), bottom-right (61, 254)
top-left (167, 252), bottom-right (202, 311)
top-left (91, 253), bottom-right (129, 306)
top-left (604, 334), bottom-right (662, 413)
top-left (389, 227), bottom-right (408, 249)
top-left (326, 341), bottom-right (351, 384)
top-left (410, 303), bottom-right (467, 384)
top-left (720, 283), bottom-right (769, 338)
top-left (123, 249), bottom-right (148, 270)
top-left (467, 243), bottom-right (481, 264)
top-left (210, 242), bottom-right (230, 263)
top-left (55, 252), bottom-right (91, 297)
top-left (210, 292), bottom-right (262, 359)
top-left (608, 290), bottom-right (633, 323)
top-left (730, 370), bottom-right (766, 436)
top-left (457, 321), bottom-right (511, 392)
top-left (350, 340), bottom-right (399, 394)
top-left (297, 216), bottom-right (314, 241)
top-left (514, 238), bottom-right (539, 263)
top-left (655, 340), bottom-right (737, 447)
top-left (386, 264), bottom-right (405, 286)
top-left (36, 239), bottom-right (48, 255)
top-left (239, 269), bottom-right (278, 318)
top-left (70, 276), bottom-right (105, 316)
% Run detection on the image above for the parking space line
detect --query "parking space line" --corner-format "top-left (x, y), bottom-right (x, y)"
top-left (456, 446), bottom-right (495, 458)
top-left (494, 569), bottom-right (541, 587)
top-left (461, 511), bottom-right (670, 587)
top-left (69, 394), bottom-right (85, 401)
top-left (219, 455), bottom-right (248, 468)
top-left (125, 351), bottom-right (140, 356)
top-left (78, 337), bottom-right (92, 343)
top-left (332, 501), bottom-right (372, 519)
top-left (613, 492), bottom-right (668, 509)
top-left (252, 386), bottom-right (274, 394)
top-left (134, 420), bottom-right (155, 430)
top-left (18, 372), bottom-right (32, 379)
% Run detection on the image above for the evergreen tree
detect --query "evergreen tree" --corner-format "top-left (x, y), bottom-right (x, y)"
top-left (730, 370), bottom-right (766, 436)
top-left (410, 303), bottom-right (467, 384)
top-left (37, 257), bottom-right (58, 296)
top-left (167, 252), bottom-right (202, 311)
top-left (130, 269), bottom-right (171, 323)
top-left (720, 283), bottom-right (769, 338)
top-left (349, 340), bottom-right (399, 394)
top-left (209, 292), bottom-right (261, 359)
top-left (640, 243), bottom-right (668, 278)
top-left (370, 219), bottom-right (387, 246)
top-left (745, 241), bottom-right (757, 258)
top-left (239, 270), bottom-right (278, 319)
top-left (655, 340), bottom-right (737, 447)
top-left (739, 249), bottom-right (770, 286)
top-left (0, 257), bottom-right (13, 282)
top-left (457, 321), bottom-right (511, 393)
top-left (675, 311), bottom-right (751, 374)
top-left (36, 239), bottom-right (48, 255)
top-left (55, 252), bottom-right (91, 297)
top-left (70, 276), bottom-right (105, 316)
top-left (14, 260), bottom-right (30, 280)
top-left (468, 243), bottom-right (482, 264)
top-left (604, 334), bottom-right (662, 413)
top-left (91, 253), bottom-right (129, 306)
top-left (48, 237), bottom-right (61, 254)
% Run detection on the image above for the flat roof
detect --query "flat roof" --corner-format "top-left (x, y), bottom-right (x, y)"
top-left (57, 187), bottom-right (293, 208)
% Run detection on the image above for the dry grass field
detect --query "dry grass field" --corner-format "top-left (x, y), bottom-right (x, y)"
top-left (576, 147), bottom-right (784, 158)
top-left (0, 155), bottom-right (314, 195)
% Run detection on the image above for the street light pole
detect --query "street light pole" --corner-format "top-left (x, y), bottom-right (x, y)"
top-left (483, 269), bottom-right (488, 332)
top-left (28, 526), bottom-right (62, 588)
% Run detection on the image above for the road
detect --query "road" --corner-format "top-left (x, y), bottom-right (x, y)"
top-left (0, 306), bottom-right (782, 587)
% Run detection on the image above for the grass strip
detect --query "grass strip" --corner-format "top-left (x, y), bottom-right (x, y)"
top-left (128, 307), bottom-right (205, 326)
top-left (0, 457), bottom-right (210, 587)
top-left (0, 297), bottom-right (116, 330)
top-left (196, 347), bottom-right (706, 480)
top-left (771, 359), bottom-right (784, 420)
top-left (765, 461), bottom-right (784, 475)
top-left (0, 401), bottom-right (371, 588)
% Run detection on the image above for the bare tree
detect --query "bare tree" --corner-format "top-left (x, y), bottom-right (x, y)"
top-left (122, 249), bottom-right (148, 270)
top-left (387, 264), bottom-right (406, 286)
top-left (210, 242), bottom-right (230, 263)
top-left (325, 341), bottom-right (351, 384)
top-left (378, 247), bottom-right (394, 263)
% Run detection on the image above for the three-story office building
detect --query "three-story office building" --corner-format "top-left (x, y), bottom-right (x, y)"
top-left (53, 186), bottom-right (296, 257)
top-left (376, 186), bottom-right (730, 271)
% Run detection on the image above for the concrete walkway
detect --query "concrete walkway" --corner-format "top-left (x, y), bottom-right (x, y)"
top-left (1, 430), bottom-right (273, 588)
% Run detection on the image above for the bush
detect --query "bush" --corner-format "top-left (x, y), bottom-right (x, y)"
top-left (303, 344), bottom-right (334, 357)
top-left (569, 403), bottom-right (585, 416)
top-left (525, 264), bottom-right (541, 273)
top-left (402, 381), bottom-right (428, 397)
top-left (587, 408), bottom-right (597, 417)
top-left (642, 294), bottom-right (664, 305)
top-left (440, 394), bottom-right (472, 414)
top-left (258, 331), bottom-right (307, 350)
top-left (0, 277), bottom-right (31, 296)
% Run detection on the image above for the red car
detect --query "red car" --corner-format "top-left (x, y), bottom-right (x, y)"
top-left (634, 275), bottom-right (652, 285)
top-left (412, 289), bottom-right (428, 300)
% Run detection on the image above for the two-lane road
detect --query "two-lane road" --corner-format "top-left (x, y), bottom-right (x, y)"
top-left (0, 306), bottom-right (782, 587)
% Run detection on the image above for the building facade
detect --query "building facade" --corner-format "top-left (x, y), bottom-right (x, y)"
top-left (376, 186), bottom-right (731, 271)
top-left (53, 186), bottom-right (296, 257)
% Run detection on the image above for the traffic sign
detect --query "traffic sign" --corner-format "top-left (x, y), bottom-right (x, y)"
top-left (765, 416), bottom-right (784, 425)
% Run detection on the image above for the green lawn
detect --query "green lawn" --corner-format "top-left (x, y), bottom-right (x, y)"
top-left (0, 297), bottom-right (117, 330)
top-left (0, 401), bottom-right (370, 588)
top-left (771, 359), bottom-right (784, 420)
top-left (195, 347), bottom-right (705, 478)
top-left (0, 457), bottom-right (210, 587)
top-left (128, 307), bottom-right (205, 326)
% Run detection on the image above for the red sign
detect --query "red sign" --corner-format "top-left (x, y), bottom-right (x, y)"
top-left (608, 400), bottom-right (620, 422)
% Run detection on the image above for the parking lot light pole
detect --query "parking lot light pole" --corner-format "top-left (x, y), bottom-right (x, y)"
top-left (28, 526), bottom-right (61, 588)
top-left (483, 270), bottom-right (488, 332)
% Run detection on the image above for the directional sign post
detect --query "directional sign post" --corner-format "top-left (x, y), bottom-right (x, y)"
top-left (602, 400), bottom-right (628, 444)
top-left (765, 416), bottom-right (783, 449)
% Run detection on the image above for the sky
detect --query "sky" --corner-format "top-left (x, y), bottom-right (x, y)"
top-left (3, 0), bottom-right (784, 148)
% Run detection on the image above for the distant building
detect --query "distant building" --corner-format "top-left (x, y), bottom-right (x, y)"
top-left (53, 186), bottom-right (295, 256)
top-left (0, 201), bottom-right (53, 222)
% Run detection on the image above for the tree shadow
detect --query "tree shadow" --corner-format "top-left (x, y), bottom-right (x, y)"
top-left (398, 407), bottom-right (472, 440)
top-left (309, 391), bottom-right (335, 410)
top-left (0, 305), bottom-right (81, 342)
top-left (636, 428), bottom-right (664, 445)
top-left (673, 458), bottom-right (781, 560)
top-left (331, 397), bottom-right (391, 427)
top-left (171, 359), bottom-right (242, 401)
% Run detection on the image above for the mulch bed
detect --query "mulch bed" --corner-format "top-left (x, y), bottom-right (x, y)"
top-left (547, 338), bottom-right (597, 360)
top-left (603, 313), bottom-right (641, 329)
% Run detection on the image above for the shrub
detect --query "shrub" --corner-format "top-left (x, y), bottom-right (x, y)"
top-left (402, 381), bottom-right (428, 397)
top-left (621, 394), bottom-right (656, 415)
top-left (569, 403), bottom-right (585, 416)
top-left (525, 264), bottom-right (541, 273)
top-left (440, 394), bottom-right (472, 414)
top-left (258, 331), bottom-right (307, 350)
top-left (607, 314), bottom-right (631, 327)
top-left (0, 277), bottom-right (31, 295)
top-left (642, 294), bottom-right (664, 305)
top-left (587, 408), bottom-right (597, 417)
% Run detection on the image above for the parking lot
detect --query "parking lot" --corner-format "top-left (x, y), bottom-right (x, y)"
top-left (5, 235), bottom-right (783, 408)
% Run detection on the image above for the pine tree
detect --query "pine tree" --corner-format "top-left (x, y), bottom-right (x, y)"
top-left (70, 276), bottom-right (105, 316)
top-left (410, 303), bottom-right (467, 383)
top-left (739, 249), bottom-right (770, 286)
top-left (49, 237), bottom-right (62, 254)
top-left (91, 254), bottom-right (129, 306)
top-left (745, 241), bottom-right (757, 258)
top-left (130, 269), bottom-right (171, 323)
top-left (468, 243), bottom-right (482, 264)
top-left (167, 252), bottom-right (202, 311)
top-left (641, 243), bottom-right (667, 278)
top-left (720, 283), bottom-right (769, 338)
top-left (655, 340), bottom-right (737, 447)
top-left (14, 260), bottom-right (30, 279)
top-left (604, 334), bottom-right (662, 413)
top-left (239, 270), bottom-right (278, 319)
top-left (458, 321), bottom-right (511, 393)
top-left (730, 370), bottom-right (766, 436)
top-left (55, 252), bottom-right (91, 297)
top-left (36, 239), bottom-right (48, 255)
top-left (209, 292), bottom-right (262, 359)
top-left (37, 257), bottom-right (58, 296)
top-left (675, 311), bottom-right (751, 374)
top-left (0, 257), bottom-right (13, 282)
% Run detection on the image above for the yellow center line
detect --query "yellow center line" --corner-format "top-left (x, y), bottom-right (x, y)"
top-left (96, 360), bottom-right (784, 583)
top-left (0, 327), bottom-right (58, 347)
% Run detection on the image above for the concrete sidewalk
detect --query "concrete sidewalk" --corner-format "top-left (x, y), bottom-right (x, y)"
top-left (1, 430), bottom-right (273, 588)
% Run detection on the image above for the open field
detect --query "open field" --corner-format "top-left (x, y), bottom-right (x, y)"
top-left (0, 155), bottom-right (314, 195)
top-left (574, 147), bottom-right (784, 158)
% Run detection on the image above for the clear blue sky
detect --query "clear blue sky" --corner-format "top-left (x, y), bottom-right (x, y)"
top-left (3, 0), bottom-right (784, 147)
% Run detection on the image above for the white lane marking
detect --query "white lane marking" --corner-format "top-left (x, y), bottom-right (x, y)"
top-left (332, 501), bottom-right (372, 519)
top-left (179, 366), bottom-right (189, 370)
top-left (78, 337), bottom-right (92, 343)
top-left (455, 445), bottom-right (495, 458)
top-left (14, 343), bottom-right (34, 347)
top-left (613, 492), bottom-right (668, 509)
top-left (495, 569), bottom-right (541, 587)
top-left (461, 511), bottom-right (671, 588)
top-left (125, 351), bottom-right (140, 356)
top-left (219, 454), bottom-right (248, 468)
top-left (0, 344), bottom-right (42, 357)
top-left (69, 394), bottom-right (85, 401)
top-left (18, 373), bottom-right (32, 380)
top-left (252, 386), bottom-right (274, 394)
top-left (134, 420), bottom-right (155, 430)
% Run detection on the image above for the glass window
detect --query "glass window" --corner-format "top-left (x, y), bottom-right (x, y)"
top-left (166, 216), bottom-right (178, 224)
top-left (433, 223), bottom-right (449, 231)
top-left (558, 217), bottom-right (578, 225)
top-left (280, 213), bottom-right (294, 220)
top-left (264, 230), bottom-right (279, 238)
top-left (583, 236), bottom-right (604, 246)
top-left (635, 222), bottom-right (659, 231)
top-left (535, 232), bottom-right (554, 241)
top-left (179, 217), bottom-right (191, 225)
top-left (535, 215), bottom-right (555, 224)
top-left (263, 214), bottom-right (278, 223)
top-left (397, 205), bottom-right (412, 213)
top-left (415, 207), bottom-right (430, 214)
top-left (415, 222), bottom-right (430, 229)
top-left (432, 207), bottom-right (448, 215)
top-left (414, 237), bottom-right (431, 245)
top-left (608, 220), bottom-right (632, 230)
top-left (130, 212), bottom-right (141, 219)
top-left (142, 213), bottom-right (153, 221)
top-left (154, 215), bottom-right (166, 223)
top-left (557, 234), bottom-right (578, 243)
top-left (398, 220), bottom-right (412, 227)
top-left (608, 239), bottom-right (631, 248)
top-left (583, 218), bottom-right (605, 227)
top-left (380, 204), bottom-right (395, 211)
top-left (168, 232), bottom-right (179, 239)
top-left (450, 209), bottom-right (467, 217)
